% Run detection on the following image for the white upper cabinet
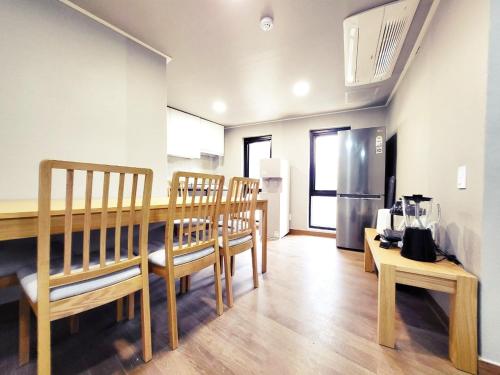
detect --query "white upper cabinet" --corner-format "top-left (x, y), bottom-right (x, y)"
top-left (166, 108), bottom-right (224, 158)
top-left (167, 108), bottom-right (200, 158)
top-left (199, 118), bottom-right (224, 156)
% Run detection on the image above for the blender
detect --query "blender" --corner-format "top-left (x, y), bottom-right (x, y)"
top-left (400, 194), bottom-right (438, 262)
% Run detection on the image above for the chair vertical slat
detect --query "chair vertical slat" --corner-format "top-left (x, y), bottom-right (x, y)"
top-left (230, 180), bottom-right (236, 232)
top-left (178, 177), bottom-right (188, 249)
top-left (243, 183), bottom-right (249, 231)
top-left (202, 180), bottom-right (212, 242)
top-left (128, 174), bottom-right (138, 259)
top-left (195, 178), bottom-right (206, 244)
top-left (115, 173), bottom-right (125, 262)
top-left (187, 177), bottom-right (197, 247)
top-left (100, 172), bottom-right (110, 267)
top-left (63, 170), bottom-right (74, 275)
top-left (237, 181), bottom-right (245, 231)
top-left (83, 171), bottom-right (93, 271)
top-left (210, 178), bottom-right (218, 238)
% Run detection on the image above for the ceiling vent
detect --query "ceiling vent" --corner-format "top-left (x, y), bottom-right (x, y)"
top-left (343, 0), bottom-right (419, 87)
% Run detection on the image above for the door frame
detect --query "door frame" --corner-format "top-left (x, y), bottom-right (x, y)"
top-left (309, 127), bottom-right (350, 230)
top-left (243, 135), bottom-right (272, 177)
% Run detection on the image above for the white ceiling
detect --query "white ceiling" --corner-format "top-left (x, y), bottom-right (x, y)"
top-left (65, 0), bottom-right (432, 126)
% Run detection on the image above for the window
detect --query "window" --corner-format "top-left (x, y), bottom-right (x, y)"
top-left (309, 127), bottom-right (350, 230)
top-left (243, 135), bottom-right (272, 178)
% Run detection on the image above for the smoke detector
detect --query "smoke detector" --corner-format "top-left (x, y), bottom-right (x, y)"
top-left (260, 16), bottom-right (274, 31)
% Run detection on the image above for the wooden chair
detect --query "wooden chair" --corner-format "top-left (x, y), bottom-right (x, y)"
top-left (18, 160), bottom-right (153, 374)
top-left (148, 171), bottom-right (224, 350)
top-left (220, 177), bottom-right (260, 307)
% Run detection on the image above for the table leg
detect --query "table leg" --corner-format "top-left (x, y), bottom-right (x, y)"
top-left (261, 201), bottom-right (268, 274)
top-left (364, 236), bottom-right (375, 272)
top-left (378, 264), bottom-right (396, 348)
top-left (449, 276), bottom-right (478, 374)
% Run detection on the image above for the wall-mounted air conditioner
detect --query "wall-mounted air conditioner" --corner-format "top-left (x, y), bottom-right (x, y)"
top-left (343, 0), bottom-right (419, 86)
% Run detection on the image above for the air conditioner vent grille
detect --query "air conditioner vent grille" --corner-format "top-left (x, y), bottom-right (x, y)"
top-left (343, 0), bottom-right (420, 86)
top-left (374, 17), bottom-right (408, 79)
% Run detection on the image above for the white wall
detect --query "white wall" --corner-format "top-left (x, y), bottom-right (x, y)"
top-left (0, 0), bottom-right (168, 199)
top-left (480, 0), bottom-right (500, 365)
top-left (222, 108), bottom-right (387, 230)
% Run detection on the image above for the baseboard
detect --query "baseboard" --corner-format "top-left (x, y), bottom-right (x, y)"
top-left (422, 290), bottom-right (449, 332)
top-left (288, 229), bottom-right (336, 238)
top-left (422, 291), bottom-right (500, 374)
top-left (478, 358), bottom-right (500, 374)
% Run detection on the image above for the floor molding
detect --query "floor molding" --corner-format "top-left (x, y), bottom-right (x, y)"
top-left (422, 290), bottom-right (500, 374)
top-left (288, 229), bottom-right (336, 239)
top-left (422, 290), bottom-right (449, 332)
top-left (478, 358), bottom-right (500, 374)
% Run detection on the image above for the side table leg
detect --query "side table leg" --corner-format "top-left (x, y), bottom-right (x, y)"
top-left (449, 276), bottom-right (477, 374)
top-left (378, 264), bottom-right (396, 348)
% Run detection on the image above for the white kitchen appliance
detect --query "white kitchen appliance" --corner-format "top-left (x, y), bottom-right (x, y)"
top-left (259, 158), bottom-right (290, 239)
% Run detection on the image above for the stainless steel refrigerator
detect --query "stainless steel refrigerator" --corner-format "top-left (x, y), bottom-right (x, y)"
top-left (336, 127), bottom-right (386, 250)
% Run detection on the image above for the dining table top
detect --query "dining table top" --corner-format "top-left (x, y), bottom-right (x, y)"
top-left (0, 197), bottom-right (268, 219)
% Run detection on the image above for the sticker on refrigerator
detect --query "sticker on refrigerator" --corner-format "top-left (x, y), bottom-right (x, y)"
top-left (375, 136), bottom-right (383, 154)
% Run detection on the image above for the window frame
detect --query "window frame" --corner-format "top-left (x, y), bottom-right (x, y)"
top-left (309, 127), bottom-right (350, 230)
top-left (243, 135), bottom-right (272, 178)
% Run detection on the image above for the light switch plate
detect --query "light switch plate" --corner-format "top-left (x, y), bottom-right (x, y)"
top-left (457, 165), bottom-right (467, 189)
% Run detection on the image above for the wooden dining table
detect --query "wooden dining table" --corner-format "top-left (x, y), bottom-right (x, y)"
top-left (0, 197), bottom-right (269, 273)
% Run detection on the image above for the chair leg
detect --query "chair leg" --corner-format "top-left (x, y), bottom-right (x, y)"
top-left (37, 305), bottom-right (51, 375)
top-left (19, 293), bottom-right (30, 366)
top-left (116, 298), bottom-right (124, 322)
top-left (251, 241), bottom-right (259, 288)
top-left (69, 315), bottom-right (79, 335)
top-left (127, 293), bottom-right (135, 320)
top-left (230, 256), bottom-right (235, 276)
top-left (223, 253), bottom-right (234, 307)
top-left (140, 288), bottom-right (152, 362)
top-left (219, 255), bottom-right (224, 274)
top-left (180, 276), bottom-right (187, 295)
top-left (165, 276), bottom-right (179, 350)
top-left (214, 259), bottom-right (224, 316)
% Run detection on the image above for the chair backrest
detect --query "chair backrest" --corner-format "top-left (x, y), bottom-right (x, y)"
top-left (38, 160), bottom-right (153, 295)
top-left (222, 177), bottom-right (260, 241)
top-left (166, 171), bottom-right (224, 262)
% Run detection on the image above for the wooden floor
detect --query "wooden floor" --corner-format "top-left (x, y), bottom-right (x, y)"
top-left (0, 235), bottom-right (468, 374)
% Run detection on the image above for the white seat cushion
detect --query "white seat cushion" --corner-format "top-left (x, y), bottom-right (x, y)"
top-left (0, 237), bottom-right (37, 277)
top-left (17, 256), bottom-right (140, 303)
top-left (148, 246), bottom-right (215, 267)
top-left (174, 218), bottom-right (207, 226)
top-left (219, 234), bottom-right (253, 248)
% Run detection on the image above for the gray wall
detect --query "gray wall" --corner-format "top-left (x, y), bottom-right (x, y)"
top-left (480, 0), bottom-right (500, 365)
top-left (222, 107), bottom-right (387, 230)
top-left (387, 0), bottom-right (497, 362)
top-left (0, 0), bottom-right (168, 198)
top-left (387, 0), bottom-right (488, 278)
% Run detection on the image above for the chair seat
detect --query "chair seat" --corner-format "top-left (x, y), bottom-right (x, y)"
top-left (0, 238), bottom-right (37, 278)
top-left (148, 246), bottom-right (215, 267)
top-left (219, 235), bottom-right (253, 248)
top-left (17, 256), bottom-right (140, 303)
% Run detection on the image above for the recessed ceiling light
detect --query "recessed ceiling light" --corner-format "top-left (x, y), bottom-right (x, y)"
top-left (293, 81), bottom-right (310, 97)
top-left (212, 100), bottom-right (227, 113)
